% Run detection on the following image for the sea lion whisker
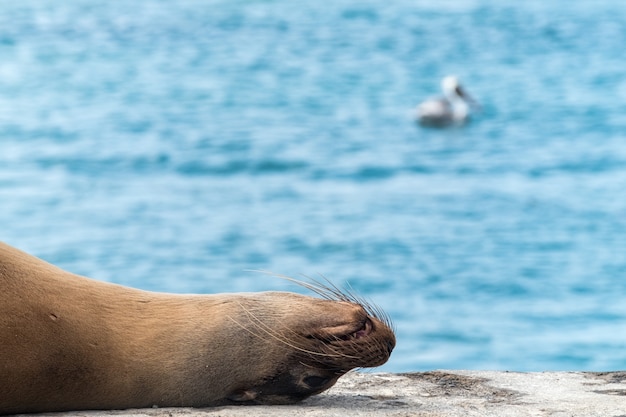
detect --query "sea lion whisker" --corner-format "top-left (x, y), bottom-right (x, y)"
top-left (247, 270), bottom-right (342, 301)
top-left (227, 305), bottom-right (308, 352)
top-left (314, 280), bottom-right (395, 334)
top-left (295, 275), bottom-right (396, 341)
top-left (333, 281), bottom-right (394, 330)
top-left (234, 301), bottom-right (356, 360)
top-left (246, 270), bottom-right (354, 303)
top-left (225, 313), bottom-right (269, 342)
top-left (247, 271), bottom-right (394, 330)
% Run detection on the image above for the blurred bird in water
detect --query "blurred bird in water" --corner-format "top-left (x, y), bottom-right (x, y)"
top-left (415, 76), bottom-right (480, 127)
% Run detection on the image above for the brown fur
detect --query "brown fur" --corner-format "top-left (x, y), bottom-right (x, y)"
top-left (0, 242), bottom-right (395, 414)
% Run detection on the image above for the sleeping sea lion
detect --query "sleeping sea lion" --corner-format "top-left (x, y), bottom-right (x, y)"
top-left (0, 242), bottom-right (395, 414)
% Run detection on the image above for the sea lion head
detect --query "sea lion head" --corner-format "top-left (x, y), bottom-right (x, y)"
top-left (223, 279), bottom-right (396, 405)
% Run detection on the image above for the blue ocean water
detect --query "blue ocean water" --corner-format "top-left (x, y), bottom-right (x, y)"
top-left (2, 0), bottom-right (626, 372)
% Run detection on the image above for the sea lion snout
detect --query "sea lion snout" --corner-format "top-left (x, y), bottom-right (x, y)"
top-left (224, 301), bottom-right (396, 406)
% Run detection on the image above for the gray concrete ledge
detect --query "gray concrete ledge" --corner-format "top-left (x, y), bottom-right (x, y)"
top-left (16, 371), bottom-right (626, 417)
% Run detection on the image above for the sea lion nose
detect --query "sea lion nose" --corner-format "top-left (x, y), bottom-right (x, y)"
top-left (386, 340), bottom-right (394, 355)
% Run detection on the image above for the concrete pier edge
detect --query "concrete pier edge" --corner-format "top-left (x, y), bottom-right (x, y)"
top-left (15, 371), bottom-right (626, 417)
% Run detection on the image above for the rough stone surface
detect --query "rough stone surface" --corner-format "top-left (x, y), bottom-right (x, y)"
top-left (12, 371), bottom-right (626, 417)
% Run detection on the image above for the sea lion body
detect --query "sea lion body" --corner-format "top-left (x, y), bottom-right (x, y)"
top-left (0, 242), bottom-right (395, 414)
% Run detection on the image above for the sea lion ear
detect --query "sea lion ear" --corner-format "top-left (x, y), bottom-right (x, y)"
top-left (227, 389), bottom-right (258, 402)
